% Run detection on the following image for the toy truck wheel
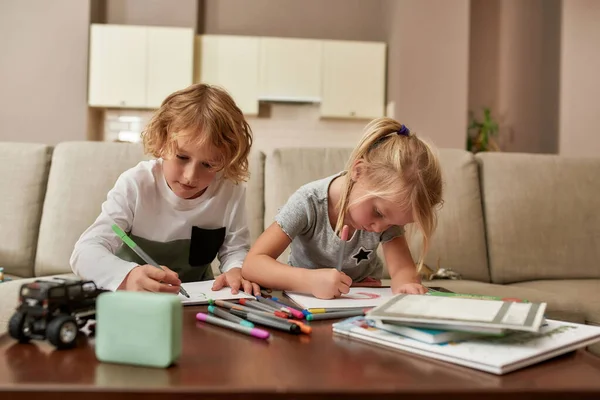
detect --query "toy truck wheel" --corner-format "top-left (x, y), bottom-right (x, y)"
top-left (47, 315), bottom-right (78, 349)
top-left (8, 311), bottom-right (31, 343)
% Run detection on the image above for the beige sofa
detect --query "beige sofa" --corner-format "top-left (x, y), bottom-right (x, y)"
top-left (1, 141), bottom-right (599, 351)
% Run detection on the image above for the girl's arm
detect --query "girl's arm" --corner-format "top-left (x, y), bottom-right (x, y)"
top-left (382, 235), bottom-right (427, 294)
top-left (241, 222), bottom-right (314, 293)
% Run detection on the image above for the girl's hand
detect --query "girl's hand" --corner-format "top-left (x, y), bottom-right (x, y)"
top-left (118, 264), bottom-right (181, 293)
top-left (309, 269), bottom-right (353, 299)
top-left (212, 268), bottom-right (261, 296)
top-left (392, 281), bottom-right (428, 295)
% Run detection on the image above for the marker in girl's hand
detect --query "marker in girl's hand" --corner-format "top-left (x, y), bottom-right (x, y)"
top-left (336, 225), bottom-right (349, 271)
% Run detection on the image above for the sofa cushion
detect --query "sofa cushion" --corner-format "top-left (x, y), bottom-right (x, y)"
top-left (509, 279), bottom-right (600, 325)
top-left (409, 149), bottom-right (489, 282)
top-left (0, 143), bottom-right (51, 277)
top-left (477, 152), bottom-right (600, 284)
top-left (419, 279), bottom-right (587, 324)
top-left (34, 142), bottom-right (149, 276)
top-left (264, 148), bottom-right (490, 281)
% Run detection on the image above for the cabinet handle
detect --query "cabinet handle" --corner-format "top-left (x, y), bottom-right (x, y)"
top-left (350, 111), bottom-right (356, 117)
top-left (120, 101), bottom-right (126, 106)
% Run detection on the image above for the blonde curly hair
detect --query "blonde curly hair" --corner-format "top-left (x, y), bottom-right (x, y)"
top-left (142, 83), bottom-right (253, 183)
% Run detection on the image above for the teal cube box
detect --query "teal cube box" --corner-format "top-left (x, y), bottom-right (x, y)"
top-left (95, 291), bottom-right (182, 368)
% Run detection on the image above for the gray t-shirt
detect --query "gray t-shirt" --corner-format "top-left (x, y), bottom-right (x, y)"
top-left (274, 173), bottom-right (404, 282)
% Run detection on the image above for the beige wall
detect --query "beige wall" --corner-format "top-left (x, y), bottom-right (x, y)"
top-left (204, 0), bottom-right (470, 150)
top-left (203, 0), bottom-right (387, 41)
top-left (469, 0), bottom-right (561, 154)
top-left (105, 0), bottom-right (197, 28)
top-left (559, 0), bottom-right (600, 157)
top-left (0, 0), bottom-right (91, 144)
top-left (386, 0), bottom-right (470, 149)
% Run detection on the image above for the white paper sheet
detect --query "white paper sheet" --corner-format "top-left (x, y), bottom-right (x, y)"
top-left (285, 287), bottom-right (395, 310)
top-left (177, 280), bottom-right (255, 305)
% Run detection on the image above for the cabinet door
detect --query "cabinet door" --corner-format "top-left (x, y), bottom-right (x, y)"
top-left (88, 24), bottom-right (147, 108)
top-left (258, 37), bottom-right (322, 102)
top-left (146, 27), bottom-right (194, 108)
top-left (321, 40), bottom-right (386, 119)
top-left (198, 35), bottom-right (260, 115)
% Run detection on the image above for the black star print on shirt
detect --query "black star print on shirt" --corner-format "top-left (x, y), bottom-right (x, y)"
top-left (352, 247), bottom-right (373, 265)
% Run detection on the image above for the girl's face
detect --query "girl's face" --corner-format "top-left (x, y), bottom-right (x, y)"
top-left (162, 136), bottom-right (220, 200)
top-left (344, 162), bottom-right (414, 233)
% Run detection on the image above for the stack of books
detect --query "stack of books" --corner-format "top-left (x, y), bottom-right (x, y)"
top-left (332, 292), bottom-right (600, 375)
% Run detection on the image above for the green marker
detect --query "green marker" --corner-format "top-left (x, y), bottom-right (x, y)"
top-left (111, 224), bottom-right (190, 298)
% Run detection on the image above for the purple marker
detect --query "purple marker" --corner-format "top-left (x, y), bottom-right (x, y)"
top-left (195, 312), bottom-right (270, 340)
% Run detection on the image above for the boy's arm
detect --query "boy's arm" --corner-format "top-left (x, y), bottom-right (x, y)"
top-left (217, 185), bottom-right (251, 273)
top-left (69, 174), bottom-right (139, 291)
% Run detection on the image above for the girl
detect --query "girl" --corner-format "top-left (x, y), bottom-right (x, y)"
top-left (242, 117), bottom-right (443, 299)
top-left (70, 84), bottom-right (261, 296)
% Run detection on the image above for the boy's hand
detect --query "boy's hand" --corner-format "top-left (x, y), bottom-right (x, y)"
top-left (118, 264), bottom-right (181, 294)
top-left (392, 280), bottom-right (428, 295)
top-left (212, 268), bottom-right (261, 296)
top-left (309, 269), bottom-right (353, 299)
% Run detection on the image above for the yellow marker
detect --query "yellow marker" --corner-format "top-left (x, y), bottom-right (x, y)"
top-left (306, 308), bottom-right (328, 314)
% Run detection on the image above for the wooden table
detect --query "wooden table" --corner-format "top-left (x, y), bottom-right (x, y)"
top-left (2, 306), bottom-right (600, 400)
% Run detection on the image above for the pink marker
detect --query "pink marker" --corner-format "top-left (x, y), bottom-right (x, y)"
top-left (196, 312), bottom-right (270, 340)
top-left (337, 225), bottom-right (350, 271)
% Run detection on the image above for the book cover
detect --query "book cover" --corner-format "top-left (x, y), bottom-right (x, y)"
top-left (367, 293), bottom-right (546, 333)
top-left (333, 317), bottom-right (600, 375)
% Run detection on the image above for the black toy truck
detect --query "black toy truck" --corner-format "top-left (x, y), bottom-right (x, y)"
top-left (8, 278), bottom-right (107, 349)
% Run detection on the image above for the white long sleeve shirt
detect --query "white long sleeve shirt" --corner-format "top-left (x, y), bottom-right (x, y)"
top-left (70, 159), bottom-right (250, 291)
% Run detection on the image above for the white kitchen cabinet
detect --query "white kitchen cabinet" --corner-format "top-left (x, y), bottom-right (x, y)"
top-left (258, 37), bottom-right (322, 102)
top-left (197, 35), bottom-right (260, 115)
top-left (88, 24), bottom-right (194, 109)
top-left (146, 27), bottom-right (194, 108)
top-left (320, 40), bottom-right (386, 119)
top-left (88, 24), bottom-right (147, 108)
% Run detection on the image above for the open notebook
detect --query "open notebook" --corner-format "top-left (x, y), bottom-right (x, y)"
top-left (177, 280), bottom-right (255, 305)
top-left (284, 287), bottom-right (396, 310)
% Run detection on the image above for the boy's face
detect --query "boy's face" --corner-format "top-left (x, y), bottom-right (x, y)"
top-left (162, 137), bottom-right (220, 200)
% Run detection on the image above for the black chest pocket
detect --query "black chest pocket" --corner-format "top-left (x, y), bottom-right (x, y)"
top-left (189, 226), bottom-right (226, 267)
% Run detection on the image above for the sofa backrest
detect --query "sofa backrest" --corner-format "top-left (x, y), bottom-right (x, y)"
top-left (420, 148), bottom-right (489, 281)
top-left (264, 148), bottom-right (353, 264)
top-left (33, 142), bottom-right (265, 277)
top-left (34, 142), bottom-right (149, 276)
top-left (0, 143), bottom-right (51, 277)
top-left (477, 152), bottom-right (600, 283)
top-left (263, 147), bottom-right (490, 281)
